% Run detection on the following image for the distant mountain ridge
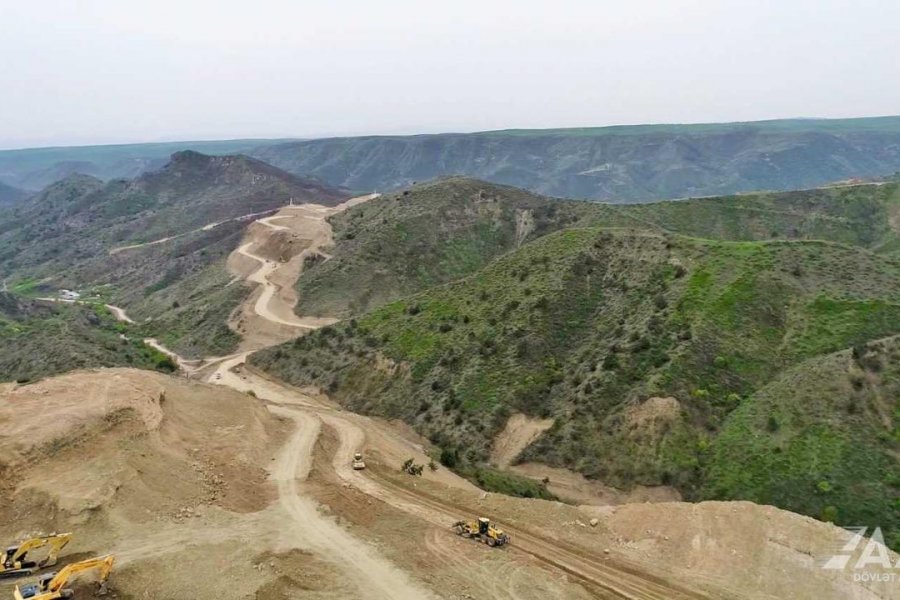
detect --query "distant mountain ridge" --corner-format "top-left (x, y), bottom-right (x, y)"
top-left (250, 116), bottom-right (900, 201)
top-left (0, 138), bottom-right (292, 190)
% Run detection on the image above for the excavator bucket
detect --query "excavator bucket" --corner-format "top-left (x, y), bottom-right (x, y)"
top-left (13, 554), bottom-right (114, 600)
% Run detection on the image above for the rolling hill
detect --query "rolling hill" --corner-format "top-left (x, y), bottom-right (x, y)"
top-left (0, 292), bottom-right (175, 382)
top-left (251, 177), bottom-right (900, 548)
top-left (251, 116), bottom-right (900, 201)
top-left (292, 178), bottom-right (900, 320)
top-left (0, 151), bottom-right (347, 356)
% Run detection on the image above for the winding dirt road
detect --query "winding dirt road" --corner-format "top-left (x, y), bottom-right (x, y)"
top-left (185, 192), bottom-right (719, 599)
top-left (90, 192), bottom-right (721, 599)
top-left (108, 208), bottom-right (281, 254)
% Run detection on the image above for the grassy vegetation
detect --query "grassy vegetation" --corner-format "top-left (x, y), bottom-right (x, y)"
top-left (459, 465), bottom-right (558, 500)
top-left (0, 152), bottom-right (345, 357)
top-left (295, 180), bottom-right (900, 322)
top-left (253, 225), bottom-right (900, 546)
top-left (295, 177), bottom-right (640, 317)
top-left (704, 337), bottom-right (900, 549)
top-left (0, 293), bottom-right (175, 383)
top-left (130, 263), bottom-right (248, 358)
top-left (619, 182), bottom-right (900, 251)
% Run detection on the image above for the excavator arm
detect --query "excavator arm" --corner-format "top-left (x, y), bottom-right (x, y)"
top-left (1, 534), bottom-right (72, 578)
top-left (14, 554), bottom-right (114, 600)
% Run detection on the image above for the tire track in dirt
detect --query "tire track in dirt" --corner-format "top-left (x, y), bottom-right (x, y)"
top-left (315, 409), bottom-right (713, 600)
top-left (207, 194), bottom-right (442, 599)
top-left (219, 364), bottom-right (715, 599)
top-left (266, 406), bottom-right (435, 600)
top-left (129, 190), bottom-right (716, 599)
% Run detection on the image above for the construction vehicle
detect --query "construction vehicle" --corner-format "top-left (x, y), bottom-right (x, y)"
top-left (1, 534), bottom-right (72, 579)
top-left (351, 452), bottom-right (366, 470)
top-left (452, 517), bottom-right (510, 547)
top-left (14, 555), bottom-right (114, 600)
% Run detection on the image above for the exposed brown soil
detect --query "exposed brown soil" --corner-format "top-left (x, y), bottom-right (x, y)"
top-left (490, 413), bottom-right (554, 468)
top-left (510, 462), bottom-right (681, 505)
top-left (6, 194), bottom-right (898, 600)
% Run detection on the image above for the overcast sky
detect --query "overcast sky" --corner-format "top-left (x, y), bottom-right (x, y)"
top-left (2, 0), bottom-right (899, 149)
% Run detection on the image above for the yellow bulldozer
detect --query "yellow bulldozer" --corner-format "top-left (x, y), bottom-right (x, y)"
top-left (452, 517), bottom-right (510, 547)
top-left (1, 534), bottom-right (72, 579)
top-left (13, 555), bottom-right (114, 600)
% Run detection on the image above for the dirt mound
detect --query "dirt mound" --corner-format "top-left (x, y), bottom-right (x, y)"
top-left (375, 469), bottom-right (898, 600)
top-left (0, 367), bottom-right (286, 543)
top-left (593, 501), bottom-right (900, 599)
top-left (490, 413), bottom-right (553, 468)
top-left (510, 462), bottom-right (680, 505)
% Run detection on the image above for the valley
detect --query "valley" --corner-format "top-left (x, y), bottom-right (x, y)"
top-left (0, 171), bottom-right (893, 600)
top-left (6, 3), bottom-right (900, 597)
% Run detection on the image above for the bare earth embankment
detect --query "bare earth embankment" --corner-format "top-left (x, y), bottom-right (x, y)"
top-left (3, 192), bottom-right (897, 599)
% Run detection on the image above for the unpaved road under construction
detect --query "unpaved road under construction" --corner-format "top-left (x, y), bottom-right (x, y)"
top-left (4, 193), bottom-right (895, 600)
top-left (180, 193), bottom-right (716, 599)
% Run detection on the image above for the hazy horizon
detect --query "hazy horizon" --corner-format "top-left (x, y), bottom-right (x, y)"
top-left (4, 113), bottom-right (900, 153)
top-left (3, 0), bottom-right (900, 149)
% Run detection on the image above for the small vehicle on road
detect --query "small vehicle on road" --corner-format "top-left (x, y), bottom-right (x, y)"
top-left (352, 452), bottom-right (366, 470)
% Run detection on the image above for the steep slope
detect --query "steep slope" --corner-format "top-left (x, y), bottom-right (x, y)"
top-left (0, 292), bottom-right (175, 382)
top-left (706, 335), bottom-right (900, 549)
top-left (620, 181), bottom-right (900, 254)
top-left (0, 181), bottom-right (28, 206)
top-left (252, 116), bottom-right (900, 201)
top-left (0, 138), bottom-right (290, 190)
top-left (252, 228), bottom-right (900, 546)
top-left (292, 178), bottom-right (900, 321)
top-left (0, 152), bottom-right (347, 356)
top-left (294, 177), bottom-right (637, 317)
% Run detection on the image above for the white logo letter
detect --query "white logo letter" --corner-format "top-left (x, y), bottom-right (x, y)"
top-left (823, 527), bottom-right (868, 570)
top-left (855, 528), bottom-right (892, 570)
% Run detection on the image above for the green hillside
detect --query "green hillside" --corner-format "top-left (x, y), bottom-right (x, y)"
top-left (253, 225), bottom-right (900, 545)
top-left (0, 152), bottom-right (346, 357)
top-left (0, 293), bottom-right (175, 383)
top-left (294, 177), bottom-right (635, 317)
top-left (705, 335), bottom-right (900, 549)
top-left (295, 179), bottom-right (900, 321)
top-left (620, 182), bottom-right (900, 254)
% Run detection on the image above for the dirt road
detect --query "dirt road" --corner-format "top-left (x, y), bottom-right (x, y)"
top-left (137, 192), bottom-right (723, 598)
top-left (225, 199), bottom-right (368, 350)
top-left (32, 191), bottom-right (885, 599)
top-left (269, 405), bottom-right (437, 600)
top-left (108, 208), bottom-right (281, 254)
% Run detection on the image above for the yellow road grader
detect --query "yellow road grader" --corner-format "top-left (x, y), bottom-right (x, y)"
top-left (452, 517), bottom-right (510, 547)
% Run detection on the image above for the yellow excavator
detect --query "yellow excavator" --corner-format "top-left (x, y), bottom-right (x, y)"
top-left (452, 517), bottom-right (510, 547)
top-left (13, 555), bottom-right (114, 600)
top-left (1, 534), bottom-right (72, 579)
